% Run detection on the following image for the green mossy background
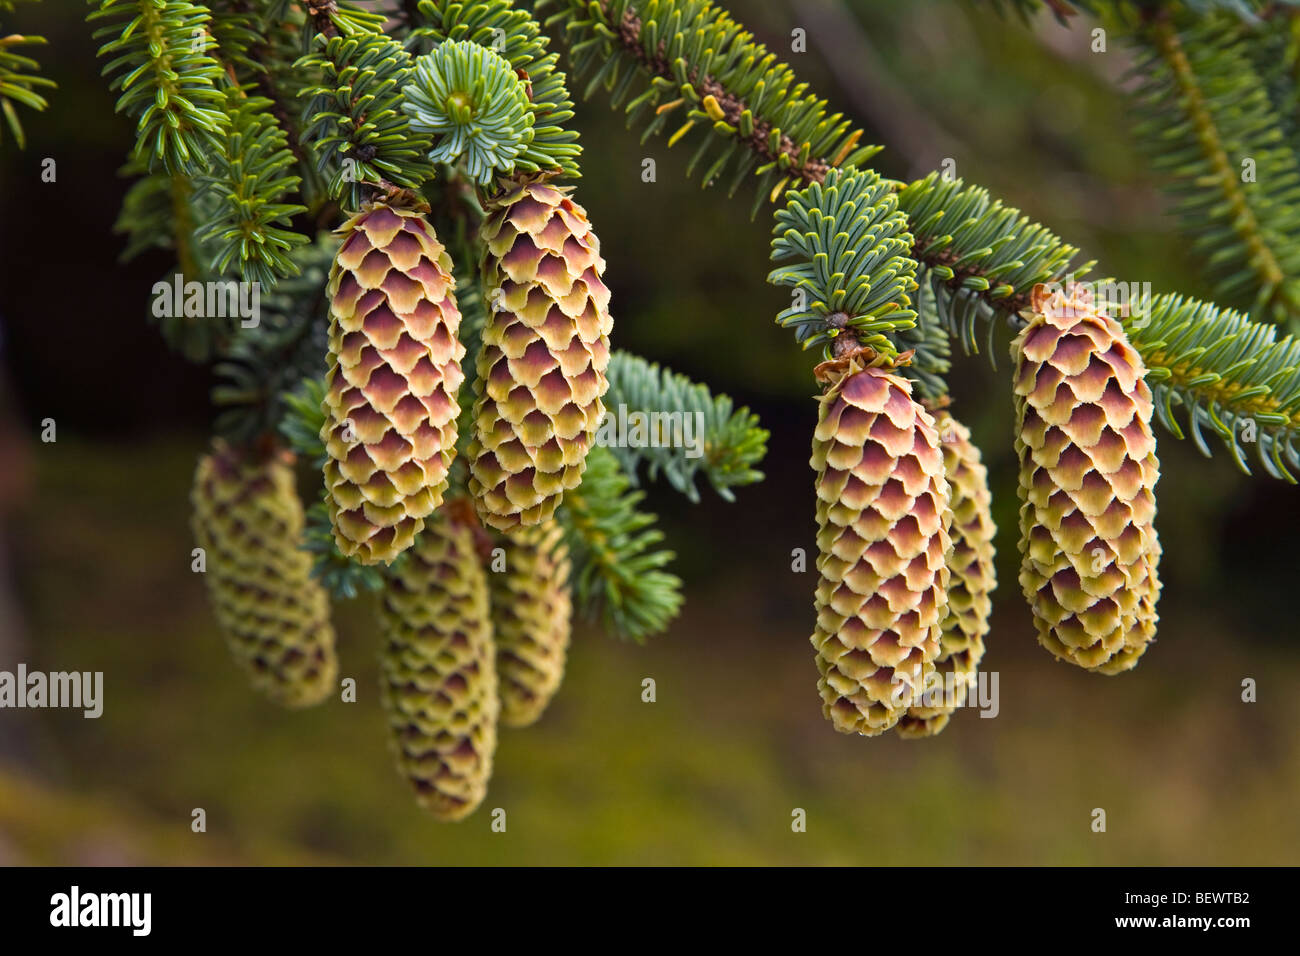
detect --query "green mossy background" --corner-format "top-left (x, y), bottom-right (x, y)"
top-left (1, 0), bottom-right (1298, 864)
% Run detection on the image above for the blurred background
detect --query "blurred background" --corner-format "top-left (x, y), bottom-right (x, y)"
top-left (1, 0), bottom-right (1298, 865)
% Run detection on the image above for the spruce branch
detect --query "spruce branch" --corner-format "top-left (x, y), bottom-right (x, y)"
top-left (897, 172), bottom-right (1300, 478)
top-left (112, 159), bottom-right (214, 283)
top-left (195, 84), bottom-right (310, 288)
top-left (895, 274), bottom-right (953, 403)
top-left (297, 0), bottom-right (386, 43)
top-left (558, 444), bottom-right (682, 642)
top-left (897, 171), bottom-right (1093, 354)
top-left (279, 374), bottom-right (329, 466)
top-left (0, 28), bottom-right (54, 149)
top-left (238, 8), bottom-right (331, 204)
top-left (297, 31), bottom-right (436, 208)
top-left (206, 0), bottom-right (265, 78)
top-left (170, 172), bottom-right (202, 281)
top-left (113, 164), bottom-right (240, 361)
top-left (1126, 291), bottom-right (1300, 480)
top-left (214, 234), bottom-right (334, 444)
top-left (403, 38), bottom-right (536, 184)
top-left (603, 350), bottom-right (768, 502)
top-left (768, 166), bottom-right (920, 357)
top-left (1123, 7), bottom-right (1300, 325)
top-left (1247, 6), bottom-right (1300, 154)
top-left (543, 0), bottom-right (1300, 482)
top-left (539, 0), bottom-right (880, 212)
top-left (408, 0), bottom-right (582, 179)
top-left (113, 163), bottom-right (179, 262)
top-left (86, 0), bottom-right (231, 175)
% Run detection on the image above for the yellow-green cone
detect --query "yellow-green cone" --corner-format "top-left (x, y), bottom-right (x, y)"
top-left (488, 519), bottom-right (572, 728)
top-left (1013, 283), bottom-right (1161, 673)
top-left (467, 181), bottom-right (612, 531)
top-left (810, 356), bottom-right (951, 736)
top-left (897, 410), bottom-right (996, 738)
top-left (321, 203), bottom-right (465, 565)
top-left (191, 440), bottom-right (337, 708)
top-left (377, 509), bottom-right (498, 821)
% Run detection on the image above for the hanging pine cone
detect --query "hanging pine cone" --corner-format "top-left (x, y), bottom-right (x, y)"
top-left (1013, 283), bottom-right (1161, 673)
top-left (488, 519), bottom-right (573, 728)
top-left (810, 352), bottom-right (952, 736)
top-left (378, 508), bottom-right (498, 821)
top-left (467, 181), bottom-right (612, 531)
top-left (897, 410), bottom-right (996, 738)
top-left (191, 440), bottom-right (337, 708)
top-left (321, 202), bottom-right (465, 565)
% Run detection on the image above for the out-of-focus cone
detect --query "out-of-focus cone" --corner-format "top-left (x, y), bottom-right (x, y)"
top-left (191, 440), bottom-right (337, 708)
top-left (489, 518), bottom-right (572, 727)
top-left (898, 410), bottom-right (995, 738)
top-left (377, 508), bottom-right (498, 821)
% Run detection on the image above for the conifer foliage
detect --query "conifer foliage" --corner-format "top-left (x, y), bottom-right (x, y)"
top-left (1118, 5), bottom-right (1300, 327)
top-left (0, 1), bottom-right (53, 148)
top-left (30, 0), bottom-right (1300, 811)
top-left (87, 0), bottom-right (230, 175)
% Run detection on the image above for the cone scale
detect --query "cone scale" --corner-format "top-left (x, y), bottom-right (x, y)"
top-left (378, 509), bottom-right (498, 821)
top-left (191, 440), bottom-right (338, 708)
top-left (467, 181), bottom-right (612, 531)
top-left (321, 202), bottom-right (465, 565)
top-left (1012, 283), bottom-right (1161, 673)
top-left (810, 353), bottom-right (952, 736)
